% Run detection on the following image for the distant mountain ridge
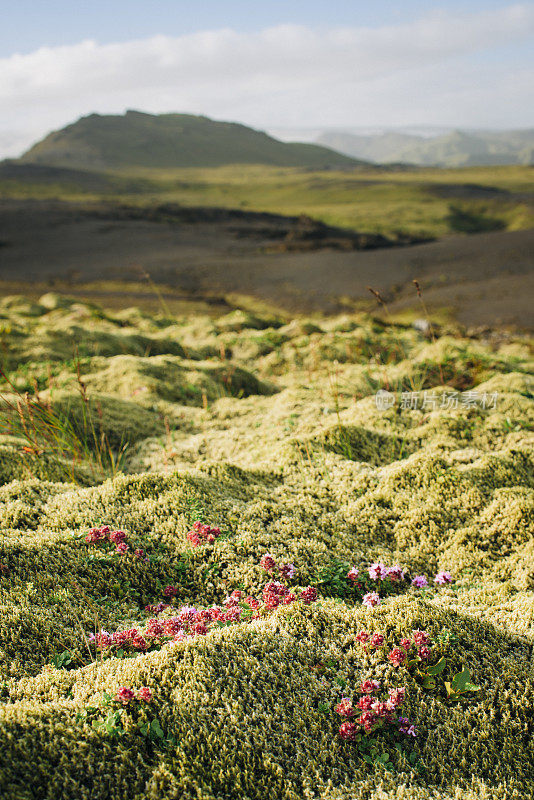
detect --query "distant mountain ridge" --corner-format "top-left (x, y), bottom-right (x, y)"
top-left (20, 111), bottom-right (364, 170)
top-left (316, 129), bottom-right (534, 167)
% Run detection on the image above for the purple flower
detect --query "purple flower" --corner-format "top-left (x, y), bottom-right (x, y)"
top-left (434, 571), bottom-right (453, 585)
top-left (398, 717), bottom-right (417, 737)
top-left (279, 563), bottom-right (297, 580)
top-left (362, 592), bottom-right (381, 609)
top-left (412, 575), bottom-right (428, 588)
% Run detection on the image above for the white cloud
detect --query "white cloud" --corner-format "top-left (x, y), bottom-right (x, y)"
top-left (1, 4), bottom-right (533, 158)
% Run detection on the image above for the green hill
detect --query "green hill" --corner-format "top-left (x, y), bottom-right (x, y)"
top-left (20, 110), bottom-right (363, 169)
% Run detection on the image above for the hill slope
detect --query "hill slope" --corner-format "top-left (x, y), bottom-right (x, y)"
top-left (20, 111), bottom-right (363, 169)
top-left (317, 129), bottom-right (534, 167)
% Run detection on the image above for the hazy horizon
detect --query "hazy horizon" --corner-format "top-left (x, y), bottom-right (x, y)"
top-left (1, 1), bottom-right (533, 160)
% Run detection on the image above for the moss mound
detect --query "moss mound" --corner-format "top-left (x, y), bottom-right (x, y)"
top-left (0, 295), bottom-right (533, 799)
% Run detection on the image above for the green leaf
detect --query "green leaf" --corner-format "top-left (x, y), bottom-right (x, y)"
top-left (334, 677), bottom-right (346, 688)
top-left (150, 718), bottom-right (165, 739)
top-left (427, 657), bottom-right (447, 676)
top-left (463, 682), bottom-right (481, 693)
top-left (361, 753), bottom-right (374, 765)
top-left (452, 666), bottom-right (472, 693)
top-left (422, 677), bottom-right (436, 689)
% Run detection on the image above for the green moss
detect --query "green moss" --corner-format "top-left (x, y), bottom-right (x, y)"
top-left (0, 294), bottom-right (533, 799)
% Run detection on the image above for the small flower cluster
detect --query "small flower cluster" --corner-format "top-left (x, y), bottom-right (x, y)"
top-left (344, 561), bottom-right (453, 608)
top-left (260, 554), bottom-right (298, 581)
top-left (355, 628), bottom-right (433, 666)
top-left (335, 680), bottom-right (416, 740)
top-left (89, 571), bottom-right (320, 655)
top-left (115, 686), bottom-right (153, 705)
top-left (186, 521), bottom-right (222, 547)
top-left (84, 525), bottom-right (146, 559)
top-left (411, 571), bottom-right (453, 588)
top-left (346, 561), bottom-right (408, 610)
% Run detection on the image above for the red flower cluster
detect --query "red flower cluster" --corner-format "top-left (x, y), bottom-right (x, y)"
top-left (84, 525), bottom-right (146, 558)
top-left (89, 559), bottom-right (322, 656)
top-left (260, 554), bottom-right (298, 582)
top-left (186, 521), bottom-right (221, 547)
top-left (335, 678), bottom-right (406, 739)
top-left (262, 580), bottom-right (301, 610)
top-left (115, 686), bottom-right (152, 705)
top-left (387, 630), bottom-right (433, 667)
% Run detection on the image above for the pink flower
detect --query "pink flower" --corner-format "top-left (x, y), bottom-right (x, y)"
top-left (279, 563), bottom-right (297, 580)
top-left (146, 619), bottom-right (164, 638)
top-left (134, 548), bottom-right (145, 558)
top-left (399, 638), bottom-right (411, 650)
top-left (222, 606), bottom-right (242, 623)
top-left (412, 630), bottom-right (430, 647)
top-left (434, 571), bottom-right (453, 585)
top-left (178, 606), bottom-right (197, 623)
top-left (412, 575), bottom-right (428, 588)
top-left (357, 711), bottom-right (377, 733)
top-left (356, 630), bottom-right (370, 644)
top-left (224, 590), bottom-right (243, 607)
top-left (388, 647), bottom-right (407, 667)
top-left (339, 721), bottom-right (359, 741)
top-left (187, 531), bottom-right (201, 547)
top-left (299, 586), bottom-right (318, 604)
top-left (334, 698), bottom-right (355, 717)
top-left (418, 646), bottom-right (431, 660)
top-left (362, 592), bottom-right (380, 609)
top-left (163, 618), bottom-right (183, 636)
top-left (263, 592), bottom-right (280, 610)
top-left (115, 542), bottom-right (129, 555)
top-left (370, 633), bottom-right (385, 648)
top-left (347, 566), bottom-right (359, 581)
top-left (357, 696), bottom-right (374, 711)
top-left (163, 585), bottom-right (177, 597)
top-left (260, 554), bottom-right (277, 573)
top-left (370, 700), bottom-right (390, 719)
top-left (282, 592), bottom-right (297, 605)
top-left (85, 528), bottom-right (105, 543)
top-left (360, 679), bottom-right (381, 694)
top-left (385, 565), bottom-right (405, 582)
top-left (90, 630), bottom-right (112, 649)
top-left (368, 562), bottom-right (386, 581)
top-left (115, 687), bottom-right (135, 705)
top-left (264, 581), bottom-right (287, 596)
top-left (109, 530), bottom-right (127, 544)
top-left (244, 596), bottom-right (260, 609)
top-left (388, 687), bottom-right (405, 707)
top-left (192, 621), bottom-right (208, 635)
top-left (137, 687), bottom-right (152, 702)
top-left (131, 635), bottom-right (147, 651)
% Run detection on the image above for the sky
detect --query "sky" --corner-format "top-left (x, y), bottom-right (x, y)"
top-left (1, 1), bottom-right (533, 158)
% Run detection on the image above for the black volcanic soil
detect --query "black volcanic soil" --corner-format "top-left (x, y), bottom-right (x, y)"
top-left (1, 199), bottom-right (533, 328)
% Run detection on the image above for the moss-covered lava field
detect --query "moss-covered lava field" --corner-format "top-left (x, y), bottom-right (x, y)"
top-left (0, 292), bottom-right (533, 799)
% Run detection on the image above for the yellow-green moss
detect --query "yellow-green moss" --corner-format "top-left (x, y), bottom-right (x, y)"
top-left (0, 294), bottom-right (533, 799)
